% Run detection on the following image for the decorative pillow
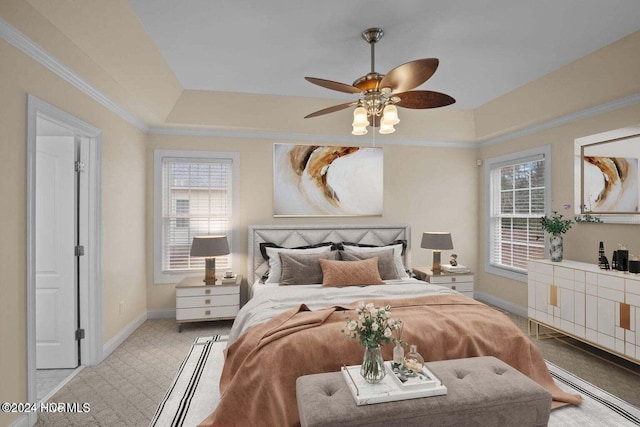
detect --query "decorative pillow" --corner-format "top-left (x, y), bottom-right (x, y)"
top-left (259, 241), bottom-right (335, 261)
top-left (279, 251), bottom-right (339, 285)
top-left (342, 243), bottom-right (409, 279)
top-left (339, 249), bottom-right (399, 280)
top-left (319, 257), bottom-right (384, 287)
top-left (264, 245), bottom-right (334, 283)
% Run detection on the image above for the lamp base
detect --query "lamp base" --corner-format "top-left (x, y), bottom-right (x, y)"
top-left (431, 250), bottom-right (443, 275)
top-left (203, 257), bottom-right (217, 285)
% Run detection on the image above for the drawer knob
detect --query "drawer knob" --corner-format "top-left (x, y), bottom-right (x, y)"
top-left (205, 289), bottom-right (211, 294)
top-left (452, 285), bottom-right (457, 290)
top-left (205, 299), bottom-right (211, 304)
top-left (205, 310), bottom-right (211, 315)
top-left (451, 277), bottom-right (456, 282)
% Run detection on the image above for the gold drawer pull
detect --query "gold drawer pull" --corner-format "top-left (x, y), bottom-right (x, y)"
top-left (205, 289), bottom-right (211, 294)
top-left (205, 310), bottom-right (211, 316)
top-left (451, 277), bottom-right (456, 282)
top-left (205, 299), bottom-right (211, 304)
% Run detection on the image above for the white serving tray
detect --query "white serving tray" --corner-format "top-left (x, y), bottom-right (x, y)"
top-left (341, 362), bottom-right (447, 406)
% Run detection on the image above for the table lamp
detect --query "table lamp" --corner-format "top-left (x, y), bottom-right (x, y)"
top-left (421, 232), bottom-right (453, 275)
top-left (190, 235), bottom-right (229, 285)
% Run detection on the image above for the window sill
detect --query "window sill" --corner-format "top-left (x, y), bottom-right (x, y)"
top-left (484, 264), bottom-right (528, 283)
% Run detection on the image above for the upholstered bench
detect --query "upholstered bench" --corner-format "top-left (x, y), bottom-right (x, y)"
top-left (296, 356), bottom-right (551, 427)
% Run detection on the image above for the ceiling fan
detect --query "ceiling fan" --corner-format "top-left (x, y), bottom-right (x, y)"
top-left (304, 28), bottom-right (455, 135)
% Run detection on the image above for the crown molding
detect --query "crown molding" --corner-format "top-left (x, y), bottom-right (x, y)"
top-left (0, 17), bottom-right (147, 131)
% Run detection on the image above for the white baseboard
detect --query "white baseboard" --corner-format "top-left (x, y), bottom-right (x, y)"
top-left (474, 291), bottom-right (527, 318)
top-left (102, 311), bottom-right (147, 359)
top-left (147, 308), bottom-right (176, 319)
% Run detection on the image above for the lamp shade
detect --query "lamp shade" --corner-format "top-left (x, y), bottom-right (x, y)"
top-left (190, 235), bottom-right (230, 257)
top-left (420, 232), bottom-right (453, 250)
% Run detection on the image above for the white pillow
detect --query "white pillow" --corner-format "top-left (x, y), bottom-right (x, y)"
top-left (265, 245), bottom-right (333, 283)
top-left (343, 243), bottom-right (409, 279)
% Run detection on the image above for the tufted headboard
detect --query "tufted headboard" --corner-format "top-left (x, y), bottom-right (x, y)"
top-left (248, 224), bottom-right (411, 283)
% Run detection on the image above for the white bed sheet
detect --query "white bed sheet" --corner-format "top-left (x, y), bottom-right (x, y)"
top-left (231, 279), bottom-right (459, 344)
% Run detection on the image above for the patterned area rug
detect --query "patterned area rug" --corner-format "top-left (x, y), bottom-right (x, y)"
top-left (150, 335), bottom-right (226, 427)
top-left (153, 336), bottom-right (640, 426)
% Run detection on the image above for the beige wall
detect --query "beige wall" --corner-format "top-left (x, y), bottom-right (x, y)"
top-left (146, 135), bottom-right (480, 309)
top-left (0, 39), bottom-right (147, 425)
top-left (476, 103), bottom-right (640, 309)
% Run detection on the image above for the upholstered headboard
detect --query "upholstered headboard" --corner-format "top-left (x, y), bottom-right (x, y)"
top-left (248, 224), bottom-right (411, 283)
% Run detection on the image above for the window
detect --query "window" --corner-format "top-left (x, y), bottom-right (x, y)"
top-left (485, 146), bottom-right (550, 281)
top-left (154, 150), bottom-right (239, 283)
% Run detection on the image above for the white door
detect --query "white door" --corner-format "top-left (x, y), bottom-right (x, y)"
top-left (35, 136), bottom-right (78, 369)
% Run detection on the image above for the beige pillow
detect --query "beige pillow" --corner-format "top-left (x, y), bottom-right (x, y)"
top-left (339, 249), bottom-right (398, 280)
top-left (319, 257), bottom-right (384, 287)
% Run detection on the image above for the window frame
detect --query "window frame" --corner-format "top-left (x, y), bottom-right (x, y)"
top-left (154, 150), bottom-right (240, 284)
top-left (484, 145), bottom-right (551, 282)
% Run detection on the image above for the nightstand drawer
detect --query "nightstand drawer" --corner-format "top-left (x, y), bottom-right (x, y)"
top-left (176, 305), bottom-right (239, 321)
top-left (445, 282), bottom-right (473, 293)
top-left (176, 294), bottom-right (238, 309)
top-left (427, 274), bottom-right (474, 285)
top-left (176, 285), bottom-right (240, 298)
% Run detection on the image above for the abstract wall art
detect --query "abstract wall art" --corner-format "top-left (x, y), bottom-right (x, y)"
top-left (273, 144), bottom-right (383, 216)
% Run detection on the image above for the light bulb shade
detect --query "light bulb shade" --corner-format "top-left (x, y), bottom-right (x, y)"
top-left (352, 106), bottom-right (369, 127)
top-left (420, 232), bottom-right (453, 250)
top-left (190, 235), bottom-right (230, 257)
top-left (378, 122), bottom-right (395, 134)
top-left (352, 125), bottom-right (368, 136)
top-left (381, 104), bottom-right (400, 125)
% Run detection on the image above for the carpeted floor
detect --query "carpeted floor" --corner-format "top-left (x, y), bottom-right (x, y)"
top-left (34, 311), bottom-right (639, 426)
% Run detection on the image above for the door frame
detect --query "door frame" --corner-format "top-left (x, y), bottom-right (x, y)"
top-left (26, 95), bottom-right (103, 416)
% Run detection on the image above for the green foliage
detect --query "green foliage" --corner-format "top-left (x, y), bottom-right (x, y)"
top-left (540, 211), bottom-right (573, 235)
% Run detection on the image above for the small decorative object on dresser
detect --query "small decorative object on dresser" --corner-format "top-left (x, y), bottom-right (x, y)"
top-left (540, 211), bottom-right (573, 262)
top-left (412, 267), bottom-right (474, 298)
top-left (175, 275), bottom-right (241, 332)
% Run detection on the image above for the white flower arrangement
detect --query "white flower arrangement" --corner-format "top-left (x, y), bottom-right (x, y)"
top-left (342, 301), bottom-right (403, 348)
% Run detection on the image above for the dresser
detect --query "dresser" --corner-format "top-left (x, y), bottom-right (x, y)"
top-left (528, 259), bottom-right (639, 363)
top-left (412, 267), bottom-right (474, 298)
top-left (175, 275), bottom-right (242, 332)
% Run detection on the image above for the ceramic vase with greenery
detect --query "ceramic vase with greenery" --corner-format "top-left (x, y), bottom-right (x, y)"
top-left (540, 211), bottom-right (573, 262)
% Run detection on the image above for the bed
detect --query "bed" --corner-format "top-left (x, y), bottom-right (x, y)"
top-left (198, 224), bottom-right (581, 427)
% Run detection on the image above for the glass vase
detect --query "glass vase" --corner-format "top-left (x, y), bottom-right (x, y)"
top-left (550, 234), bottom-right (563, 262)
top-left (360, 345), bottom-right (386, 384)
top-left (403, 344), bottom-right (425, 376)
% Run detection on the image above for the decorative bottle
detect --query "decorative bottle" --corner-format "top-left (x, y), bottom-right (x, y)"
top-left (393, 341), bottom-right (405, 365)
top-left (403, 344), bottom-right (425, 376)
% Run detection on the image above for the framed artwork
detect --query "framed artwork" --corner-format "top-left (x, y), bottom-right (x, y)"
top-left (574, 126), bottom-right (640, 224)
top-left (273, 144), bottom-right (383, 217)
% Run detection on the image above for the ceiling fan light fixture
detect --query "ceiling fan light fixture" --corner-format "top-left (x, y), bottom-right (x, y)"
top-left (352, 125), bottom-right (368, 136)
top-left (381, 104), bottom-right (400, 125)
top-left (379, 122), bottom-right (395, 134)
top-left (352, 106), bottom-right (369, 127)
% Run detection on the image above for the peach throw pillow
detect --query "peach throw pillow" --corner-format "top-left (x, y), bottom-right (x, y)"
top-left (319, 257), bottom-right (384, 286)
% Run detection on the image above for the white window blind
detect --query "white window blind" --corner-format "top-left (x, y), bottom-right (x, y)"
top-left (489, 154), bottom-right (546, 274)
top-left (160, 157), bottom-right (233, 274)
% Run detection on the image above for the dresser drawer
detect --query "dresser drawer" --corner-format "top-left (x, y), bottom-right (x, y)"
top-left (176, 285), bottom-right (240, 298)
top-left (176, 294), bottom-right (238, 309)
top-left (176, 305), bottom-right (239, 321)
top-left (428, 274), bottom-right (474, 285)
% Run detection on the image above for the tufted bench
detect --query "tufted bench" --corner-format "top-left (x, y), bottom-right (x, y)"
top-left (296, 356), bottom-right (551, 427)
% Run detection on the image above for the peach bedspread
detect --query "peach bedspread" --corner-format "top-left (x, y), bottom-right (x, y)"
top-left (199, 295), bottom-right (581, 427)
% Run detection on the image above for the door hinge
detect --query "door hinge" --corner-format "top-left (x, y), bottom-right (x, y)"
top-left (75, 329), bottom-right (85, 340)
top-left (74, 161), bottom-right (85, 172)
top-left (75, 245), bottom-right (85, 256)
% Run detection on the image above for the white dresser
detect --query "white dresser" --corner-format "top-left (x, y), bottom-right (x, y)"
top-left (175, 275), bottom-right (241, 332)
top-left (412, 267), bottom-right (474, 298)
top-left (528, 259), bottom-right (639, 363)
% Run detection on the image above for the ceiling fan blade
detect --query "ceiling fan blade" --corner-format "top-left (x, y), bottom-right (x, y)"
top-left (395, 90), bottom-right (456, 109)
top-left (380, 58), bottom-right (439, 93)
top-left (305, 77), bottom-right (362, 94)
top-left (304, 101), bottom-right (358, 119)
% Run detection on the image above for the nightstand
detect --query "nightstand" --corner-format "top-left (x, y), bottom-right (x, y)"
top-left (412, 267), bottom-right (474, 298)
top-left (175, 275), bottom-right (242, 332)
